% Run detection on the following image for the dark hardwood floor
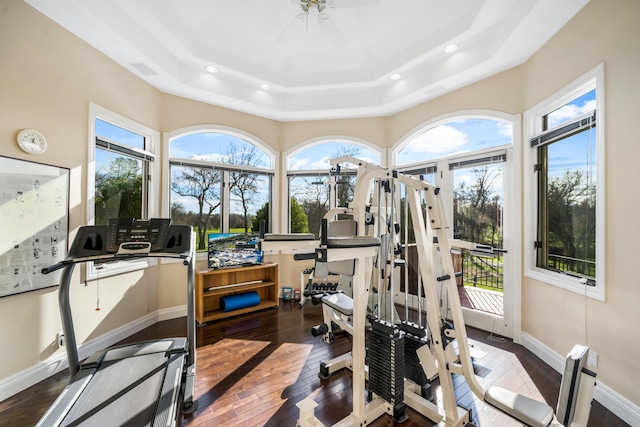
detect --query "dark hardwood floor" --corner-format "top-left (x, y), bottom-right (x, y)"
top-left (0, 301), bottom-right (630, 426)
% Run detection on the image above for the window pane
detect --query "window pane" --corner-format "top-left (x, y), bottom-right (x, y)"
top-left (96, 119), bottom-right (144, 150)
top-left (399, 170), bottom-right (435, 245)
top-left (544, 89), bottom-right (596, 130)
top-left (170, 165), bottom-right (221, 251)
top-left (229, 172), bottom-right (270, 234)
top-left (399, 119), bottom-right (511, 165)
top-left (333, 174), bottom-right (357, 208)
top-left (453, 163), bottom-right (504, 248)
top-left (537, 126), bottom-right (596, 280)
top-left (94, 148), bottom-right (142, 225)
top-left (170, 133), bottom-right (271, 168)
top-left (289, 142), bottom-right (380, 170)
top-left (289, 176), bottom-right (329, 237)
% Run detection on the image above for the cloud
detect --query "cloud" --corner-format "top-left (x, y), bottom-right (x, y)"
top-left (195, 153), bottom-right (226, 162)
top-left (289, 156), bottom-right (330, 170)
top-left (496, 122), bottom-right (512, 137)
top-left (547, 99), bottom-right (596, 128)
top-left (404, 125), bottom-right (468, 155)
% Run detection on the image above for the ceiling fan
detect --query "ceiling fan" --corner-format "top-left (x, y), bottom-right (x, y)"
top-left (277, 0), bottom-right (380, 47)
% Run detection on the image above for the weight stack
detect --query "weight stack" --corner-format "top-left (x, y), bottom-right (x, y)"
top-left (368, 319), bottom-right (408, 422)
top-left (404, 333), bottom-right (429, 386)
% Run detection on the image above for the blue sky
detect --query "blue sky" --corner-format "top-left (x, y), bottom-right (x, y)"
top-left (288, 142), bottom-right (380, 170)
top-left (545, 90), bottom-right (596, 180)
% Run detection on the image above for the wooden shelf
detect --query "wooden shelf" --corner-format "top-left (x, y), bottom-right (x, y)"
top-left (195, 263), bottom-right (279, 324)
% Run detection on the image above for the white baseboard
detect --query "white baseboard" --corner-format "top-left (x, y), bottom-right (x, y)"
top-left (0, 305), bottom-right (186, 403)
top-left (521, 332), bottom-right (640, 426)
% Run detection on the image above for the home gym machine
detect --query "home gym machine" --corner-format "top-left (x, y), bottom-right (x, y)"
top-left (36, 218), bottom-right (198, 427)
top-left (297, 161), bottom-right (597, 427)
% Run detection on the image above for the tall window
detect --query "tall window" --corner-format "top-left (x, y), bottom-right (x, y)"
top-left (88, 103), bottom-right (159, 277)
top-left (287, 141), bottom-right (381, 237)
top-left (94, 119), bottom-right (152, 224)
top-left (168, 130), bottom-right (273, 252)
top-left (524, 64), bottom-right (604, 300)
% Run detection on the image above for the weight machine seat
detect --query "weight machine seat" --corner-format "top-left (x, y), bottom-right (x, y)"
top-left (264, 233), bottom-right (316, 241)
top-left (485, 386), bottom-right (554, 427)
top-left (322, 293), bottom-right (353, 316)
top-left (325, 236), bottom-right (380, 248)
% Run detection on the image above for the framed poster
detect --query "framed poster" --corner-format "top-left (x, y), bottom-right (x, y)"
top-left (0, 156), bottom-right (69, 298)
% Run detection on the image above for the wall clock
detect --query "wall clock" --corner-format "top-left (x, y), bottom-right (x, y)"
top-left (17, 129), bottom-right (48, 154)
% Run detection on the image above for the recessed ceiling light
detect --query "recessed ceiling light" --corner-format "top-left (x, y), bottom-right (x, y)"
top-left (444, 44), bottom-right (458, 54)
top-left (206, 65), bottom-right (218, 73)
top-left (390, 73), bottom-right (401, 80)
top-left (260, 84), bottom-right (271, 90)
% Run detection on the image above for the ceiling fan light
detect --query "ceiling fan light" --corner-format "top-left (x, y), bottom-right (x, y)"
top-left (444, 44), bottom-right (458, 53)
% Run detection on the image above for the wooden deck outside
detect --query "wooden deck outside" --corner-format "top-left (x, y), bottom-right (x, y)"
top-left (457, 285), bottom-right (504, 316)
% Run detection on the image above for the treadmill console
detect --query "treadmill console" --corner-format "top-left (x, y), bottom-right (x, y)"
top-left (107, 218), bottom-right (172, 254)
top-left (64, 218), bottom-right (192, 260)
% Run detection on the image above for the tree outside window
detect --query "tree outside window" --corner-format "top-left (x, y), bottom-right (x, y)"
top-left (169, 132), bottom-right (272, 251)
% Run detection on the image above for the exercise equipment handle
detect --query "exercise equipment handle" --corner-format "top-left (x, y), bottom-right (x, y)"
top-left (42, 262), bottom-right (67, 274)
top-left (293, 252), bottom-right (318, 261)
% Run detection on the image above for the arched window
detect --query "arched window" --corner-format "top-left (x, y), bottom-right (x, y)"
top-left (166, 127), bottom-right (275, 252)
top-left (286, 140), bottom-right (381, 236)
top-left (397, 118), bottom-right (512, 167)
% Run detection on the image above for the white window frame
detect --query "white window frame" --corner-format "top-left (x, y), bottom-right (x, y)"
top-left (523, 63), bottom-right (605, 301)
top-left (87, 103), bottom-right (160, 279)
top-left (162, 125), bottom-right (278, 261)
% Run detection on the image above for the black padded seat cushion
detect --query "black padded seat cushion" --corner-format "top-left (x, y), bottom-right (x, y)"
top-left (485, 386), bottom-right (554, 427)
top-left (326, 236), bottom-right (380, 248)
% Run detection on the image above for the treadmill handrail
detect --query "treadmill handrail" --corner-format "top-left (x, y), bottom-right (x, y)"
top-left (42, 252), bottom-right (192, 275)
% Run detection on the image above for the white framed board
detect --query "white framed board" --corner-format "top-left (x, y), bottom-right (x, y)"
top-left (0, 156), bottom-right (69, 298)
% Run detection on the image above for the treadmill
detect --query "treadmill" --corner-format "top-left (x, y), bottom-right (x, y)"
top-left (37, 218), bottom-right (198, 427)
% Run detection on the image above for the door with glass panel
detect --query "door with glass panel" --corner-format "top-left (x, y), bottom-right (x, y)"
top-left (395, 117), bottom-right (515, 338)
top-left (447, 153), bottom-right (510, 336)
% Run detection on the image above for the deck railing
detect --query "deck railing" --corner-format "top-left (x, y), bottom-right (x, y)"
top-left (457, 249), bottom-right (504, 291)
top-left (546, 254), bottom-right (596, 280)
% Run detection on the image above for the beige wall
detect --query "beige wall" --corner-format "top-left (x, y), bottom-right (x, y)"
top-left (519, 0), bottom-right (640, 406)
top-left (1, 0), bottom-right (639, 414)
top-left (0, 0), bottom-right (164, 378)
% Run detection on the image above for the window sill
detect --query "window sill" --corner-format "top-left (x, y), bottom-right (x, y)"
top-left (524, 268), bottom-right (604, 302)
top-left (86, 258), bottom-right (158, 281)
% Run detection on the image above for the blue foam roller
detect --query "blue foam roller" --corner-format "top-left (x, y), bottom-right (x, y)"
top-left (220, 291), bottom-right (260, 312)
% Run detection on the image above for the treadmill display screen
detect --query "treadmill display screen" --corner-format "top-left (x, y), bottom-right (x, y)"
top-left (107, 218), bottom-right (172, 253)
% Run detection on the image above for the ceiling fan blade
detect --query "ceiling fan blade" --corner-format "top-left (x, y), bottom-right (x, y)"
top-left (321, 15), bottom-right (347, 47)
top-left (331, 0), bottom-right (379, 8)
top-left (276, 15), bottom-right (302, 45)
